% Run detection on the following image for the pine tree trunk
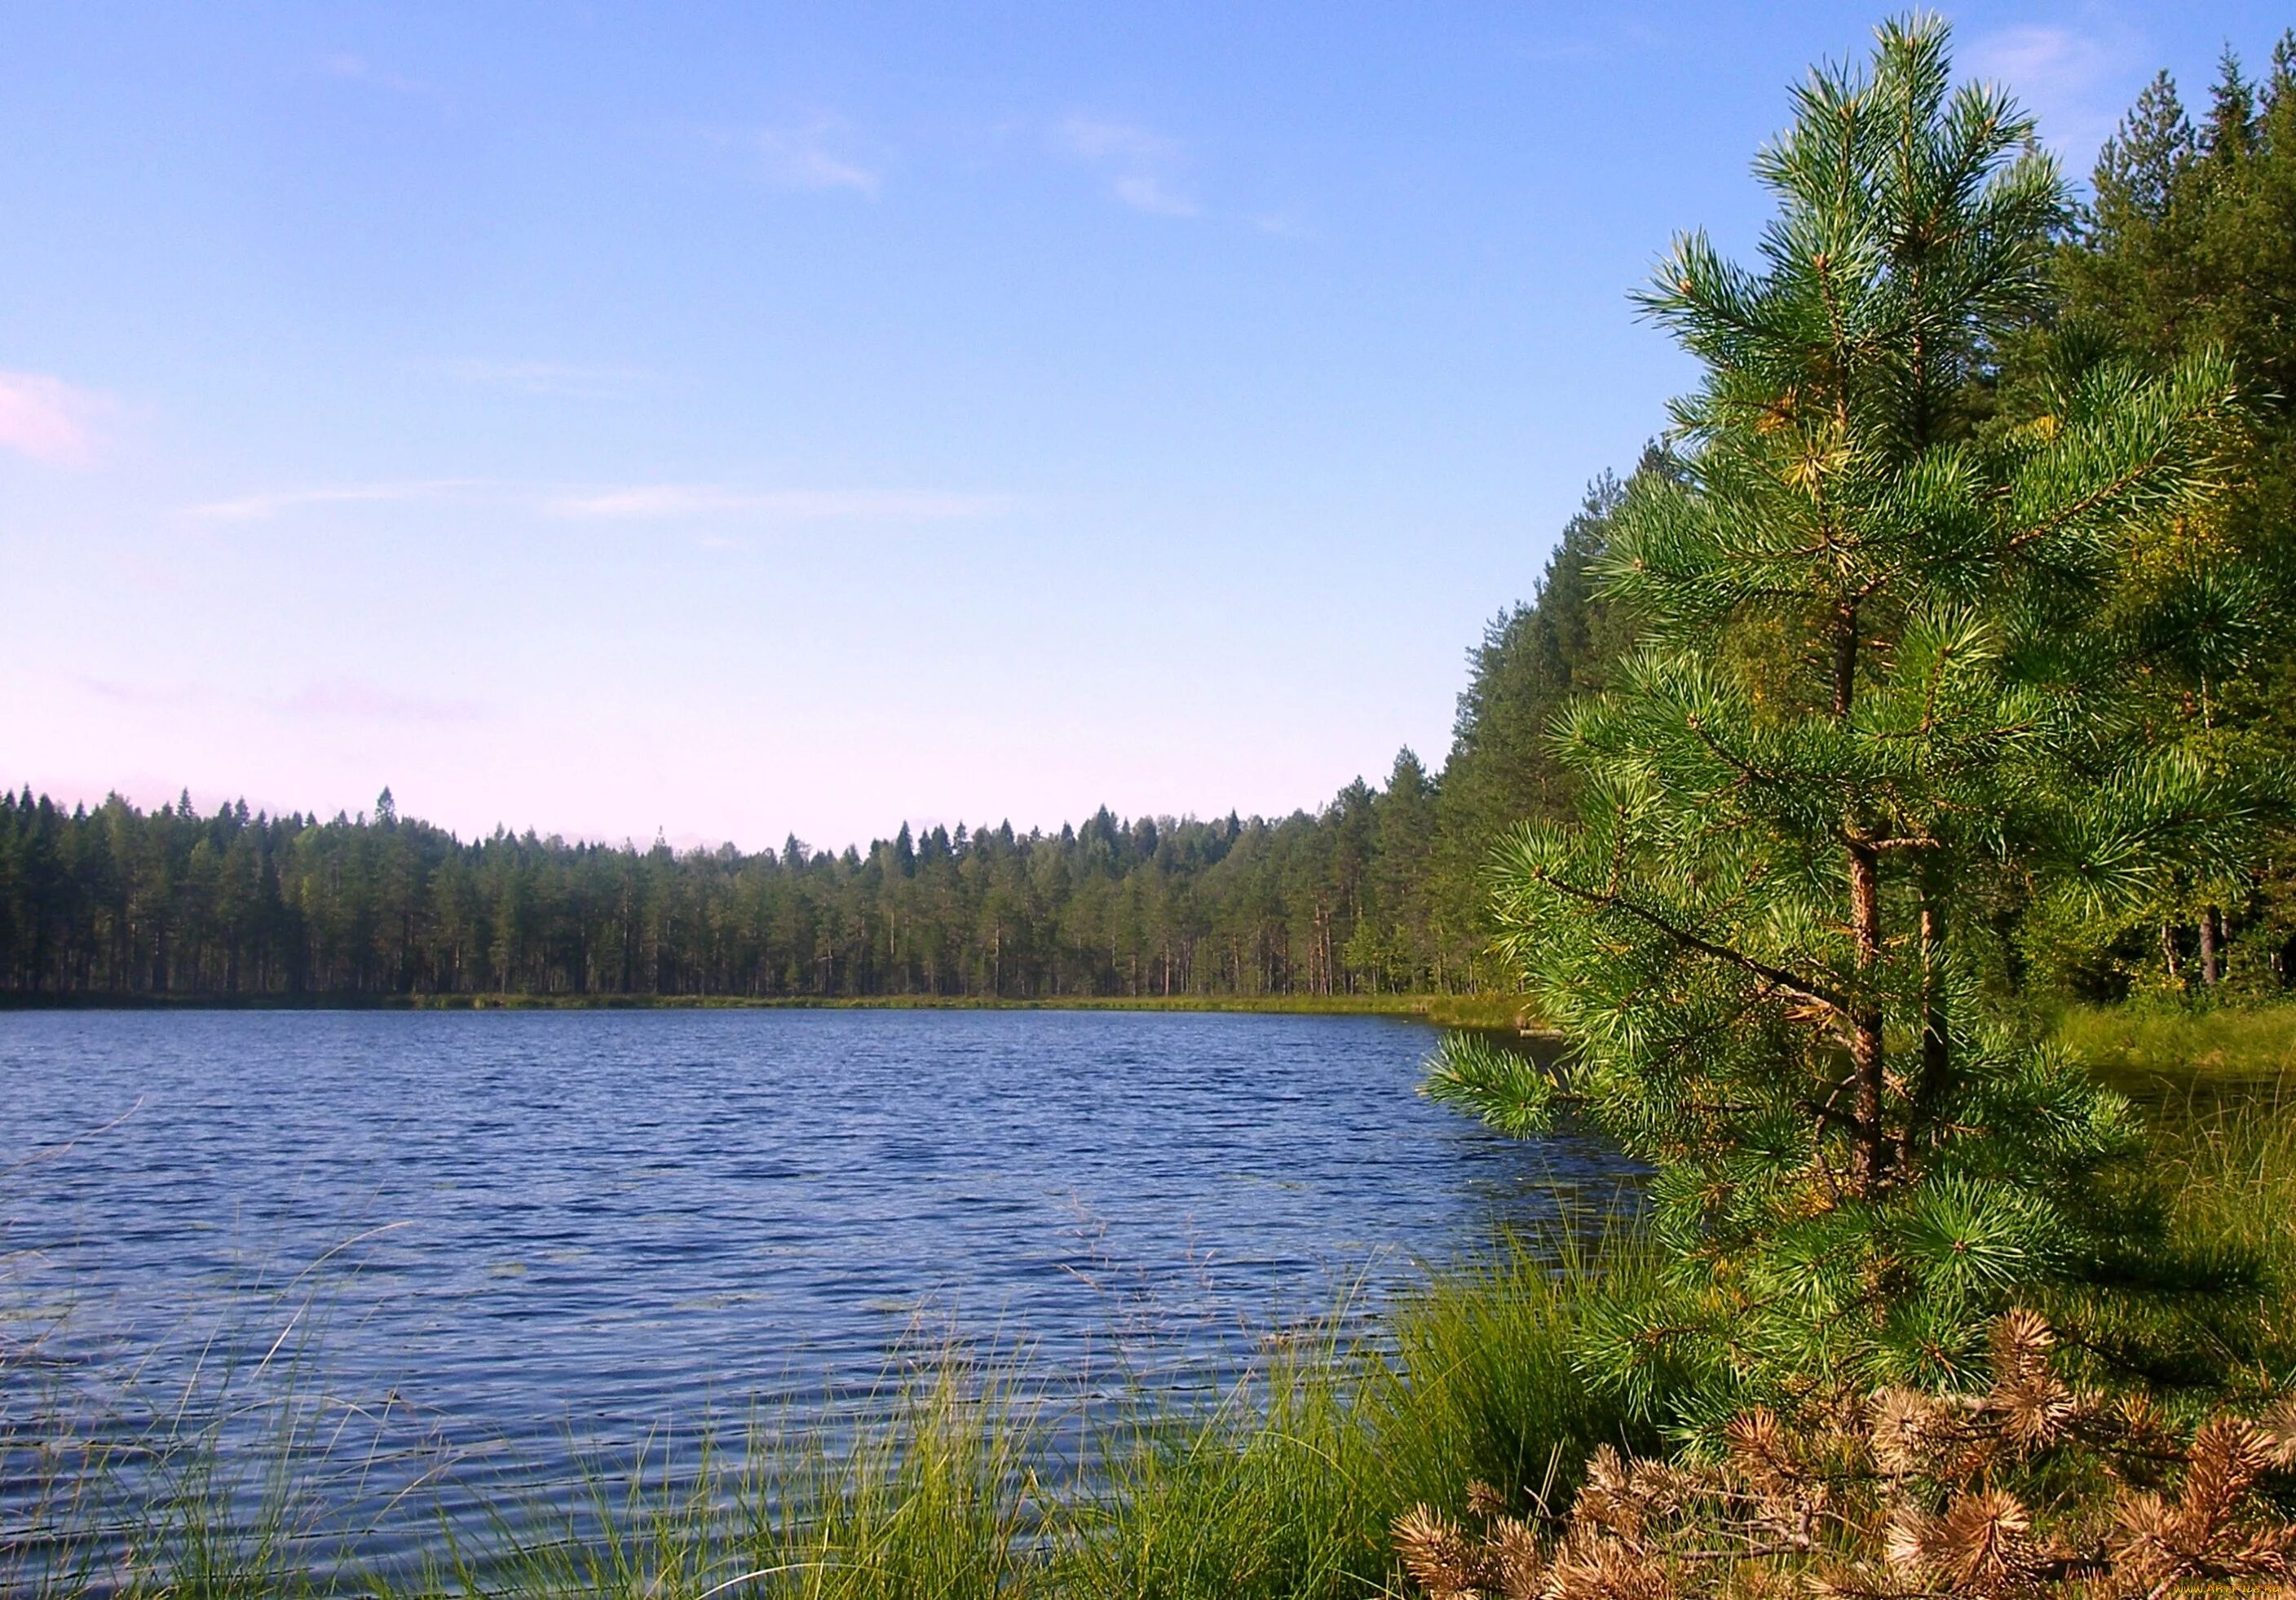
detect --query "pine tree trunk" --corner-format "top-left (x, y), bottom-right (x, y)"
top-left (2201, 904), bottom-right (2224, 986)
top-left (1847, 839), bottom-right (1888, 1196)
top-left (1834, 600), bottom-right (1889, 1196)
top-left (1903, 864), bottom-right (1949, 1173)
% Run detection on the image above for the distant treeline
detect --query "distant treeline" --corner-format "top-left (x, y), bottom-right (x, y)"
top-left (7, 44), bottom-right (2294, 1005)
top-left (0, 469), bottom-right (1628, 1002)
top-left (0, 491), bottom-right (1623, 1003)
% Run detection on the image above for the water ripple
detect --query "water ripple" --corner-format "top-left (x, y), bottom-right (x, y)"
top-left (2, 1009), bottom-right (1640, 1565)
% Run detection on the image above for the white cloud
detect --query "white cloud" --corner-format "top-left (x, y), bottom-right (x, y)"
top-left (1964, 24), bottom-right (2114, 88)
top-left (1963, 22), bottom-right (2141, 160)
top-left (317, 52), bottom-right (427, 95)
top-left (1111, 174), bottom-right (1198, 218)
top-left (752, 121), bottom-right (881, 195)
top-left (1056, 116), bottom-right (1199, 217)
top-left (185, 479), bottom-right (1011, 525)
top-left (185, 480), bottom-right (480, 522)
top-left (72, 674), bottom-right (201, 711)
top-left (1059, 117), bottom-right (1178, 166)
top-left (549, 485), bottom-right (1011, 520)
top-left (0, 371), bottom-right (115, 467)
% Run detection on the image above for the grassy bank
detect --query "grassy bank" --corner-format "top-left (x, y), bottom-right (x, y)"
top-left (2056, 999), bottom-right (2296, 1085)
top-left (9, 1003), bottom-right (2290, 1598)
top-left (0, 989), bottom-right (1548, 1032)
top-left (433, 990), bottom-right (1543, 1032)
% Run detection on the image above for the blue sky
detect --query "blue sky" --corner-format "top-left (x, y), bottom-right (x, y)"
top-left (2, 2), bottom-right (2281, 851)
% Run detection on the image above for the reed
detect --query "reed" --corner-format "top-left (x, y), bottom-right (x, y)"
top-left (2, 1234), bottom-right (1628, 1599)
top-left (419, 1362), bottom-right (1046, 1600)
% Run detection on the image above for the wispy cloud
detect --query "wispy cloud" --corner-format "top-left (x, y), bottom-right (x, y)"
top-left (1964, 24), bottom-right (2117, 88)
top-left (751, 119), bottom-right (882, 195)
top-left (73, 674), bottom-right (202, 711)
top-left (422, 358), bottom-right (656, 399)
top-left (1964, 22), bottom-right (2141, 159)
top-left (283, 680), bottom-right (487, 723)
top-left (316, 51), bottom-right (428, 95)
top-left (1056, 117), bottom-right (1199, 217)
top-left (0, 371), bottom-right (116, 467)
top-left (74, 673), bottom-right (488, 725)
top-left (185, 480), bottom-right (482, 522)
top-left (549, 485), bottom-right (1012, 520)
top-left (183, 479), bottom-right (1011, 525)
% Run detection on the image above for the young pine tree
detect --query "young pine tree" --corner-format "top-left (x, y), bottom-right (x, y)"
top-left (1428, 16), bottom-right (2272, 1424)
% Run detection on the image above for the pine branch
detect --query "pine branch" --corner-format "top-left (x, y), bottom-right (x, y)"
top-left (1521, 861), bottom-right (1853, 1016)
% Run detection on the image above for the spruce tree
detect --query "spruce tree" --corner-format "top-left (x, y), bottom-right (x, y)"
top-left (1428, 16), bottom-right (2272, 1421)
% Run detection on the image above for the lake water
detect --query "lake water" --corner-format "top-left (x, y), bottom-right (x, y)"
top-left (1, 1009), bottom-right (1635, 1563)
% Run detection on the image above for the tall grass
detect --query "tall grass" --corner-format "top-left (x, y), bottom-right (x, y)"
top-left (2, 1230), bottom-right (1633, 1599)
top-left (1054, 1235), bottom-right (1630, 1600)
top-left (3, 1350), bottom-right (337, 1600)
top-left (2049, 1003), bottom-right (2296, 1303)
top-left (2, 1183), bottom-right (455, 1598)
top-left (2055, 999), bottom-right (2296, 1085)
top-left (2030, 1005), bottom-right (2296, 1403)
top-left (1367, 1232), bottom-right (1647, 1508)
top-left (423, 1363), bottom-right (1048, 1600)
top-left (2131, 1079), bottom-right (2296, 1390)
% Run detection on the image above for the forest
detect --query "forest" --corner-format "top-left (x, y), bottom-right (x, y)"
top-left (3, 41), bottom-right (2292, 1006)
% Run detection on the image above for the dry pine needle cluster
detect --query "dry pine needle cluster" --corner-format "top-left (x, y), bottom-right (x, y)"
top-left (1396, 1311), bottom-right (2296, 1600)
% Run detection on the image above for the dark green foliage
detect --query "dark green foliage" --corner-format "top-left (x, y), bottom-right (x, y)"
top-left (1427, 469), bottom-right (1651, 986)
top-left (0, 787), bottom-right (1468, 1002)
top-left (2069, 39), bottom-right (2296, 412)
top-left (1428, 15), bottom-right (2281, 1426)
top-left (2031, 33), bottom-right (2296, 995)
top-left (1437, 477), bottom-right (1631, 836)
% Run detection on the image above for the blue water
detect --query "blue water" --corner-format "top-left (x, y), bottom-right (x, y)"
top-left (1, 1009), bottom-right (1633, 1561)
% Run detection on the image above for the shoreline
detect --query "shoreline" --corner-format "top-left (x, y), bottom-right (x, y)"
top-left (0, 989), bottom-right (1548, 1031)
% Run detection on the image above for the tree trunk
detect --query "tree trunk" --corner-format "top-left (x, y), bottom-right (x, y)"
top-left (1834, 599), bottom-right (1888, 1196)
top-left (1846, 838), bottom-right (1888, 1196)
top-left (1901, 863), bottom-right (1949, 1174)
top-left (2201, 904), bottom-right (2224, 986)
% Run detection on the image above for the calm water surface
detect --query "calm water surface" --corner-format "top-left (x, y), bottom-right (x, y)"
top-left (2, 1010), bottom-right (1634, 1556)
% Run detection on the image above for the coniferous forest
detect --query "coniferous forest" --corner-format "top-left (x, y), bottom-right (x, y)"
top-left (6, 41), bottom-right (2294, 1006)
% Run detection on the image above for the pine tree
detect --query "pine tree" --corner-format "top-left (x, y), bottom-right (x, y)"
top-left (2046, 32), bottom-right (2296, 992)
top-left (1428, 16), bottom-right (2273, 1421)
top-left (1430, 466), bottom-right (1651, 983)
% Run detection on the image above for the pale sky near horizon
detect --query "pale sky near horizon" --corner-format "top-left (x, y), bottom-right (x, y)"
top-left (3, 2), bottom-right (2283, 852)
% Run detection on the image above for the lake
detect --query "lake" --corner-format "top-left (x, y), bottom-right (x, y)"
top-left (1, 1009), bottom-right (1635, 1563)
